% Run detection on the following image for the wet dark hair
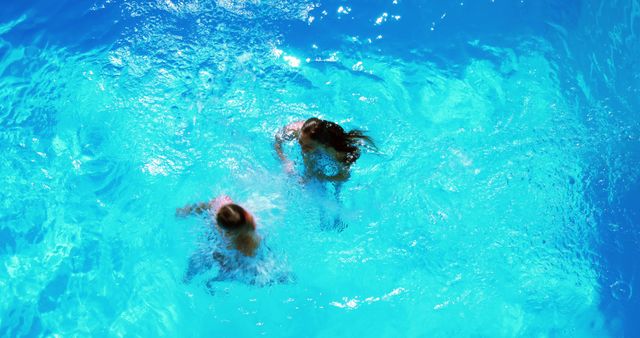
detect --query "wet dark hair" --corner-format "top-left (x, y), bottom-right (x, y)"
top-left (216, 204), bottom-right (250, 232)
top-left (302, 118), bottom-right (375, 165)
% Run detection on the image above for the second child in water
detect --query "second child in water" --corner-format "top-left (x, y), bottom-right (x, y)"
top-left (275, 117), bottom-right (375, 182)
top-left (177, 195), bottom-right (279, 286)
top-left (177, 195), bottom-right (260, 257)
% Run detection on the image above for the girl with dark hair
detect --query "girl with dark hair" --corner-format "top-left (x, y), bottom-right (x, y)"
top-left (274, 117), bottom-right (375, 181)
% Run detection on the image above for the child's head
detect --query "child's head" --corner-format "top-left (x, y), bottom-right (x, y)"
top-left (215, 203), bottom-right (255, 234)
top-left (300, 117), bottom-right (374, 164)
top-left (215, 203), bottom-right (260, 256)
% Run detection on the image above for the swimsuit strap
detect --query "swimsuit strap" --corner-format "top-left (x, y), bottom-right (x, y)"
top-left (209, 195), bottom-right (233, 214)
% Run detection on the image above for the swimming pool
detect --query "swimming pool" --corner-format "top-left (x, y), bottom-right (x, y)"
top-left (1, 0), bottom-right (639, 336)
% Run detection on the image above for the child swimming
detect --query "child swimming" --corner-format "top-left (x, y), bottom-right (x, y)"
top-left (176, 195), bottom-right (288, 287)
top-left (177, 195), bottom-right (260, 256)
top-left (274, 117), bottom-right (375, 181)
top-left (275, 118), bottom-right (375, 231)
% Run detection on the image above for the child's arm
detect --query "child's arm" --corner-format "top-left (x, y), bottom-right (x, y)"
top-left (274, 121), bottom-right (304, 171)
top-left (176, 195), bottom-right (233, 217)
top-left (175, 202), bottom-right (210, 217)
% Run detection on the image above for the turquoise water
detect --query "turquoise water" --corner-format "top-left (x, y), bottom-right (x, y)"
top-left (1, 0), bottom-right (639, 336)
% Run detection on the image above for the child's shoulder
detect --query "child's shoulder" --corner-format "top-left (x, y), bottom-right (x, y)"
top-left (234, 233), bottom-right (261, 257)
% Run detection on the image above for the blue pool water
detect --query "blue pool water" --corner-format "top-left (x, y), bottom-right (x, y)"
top-left (1, 0), bottom-right (639, 336)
